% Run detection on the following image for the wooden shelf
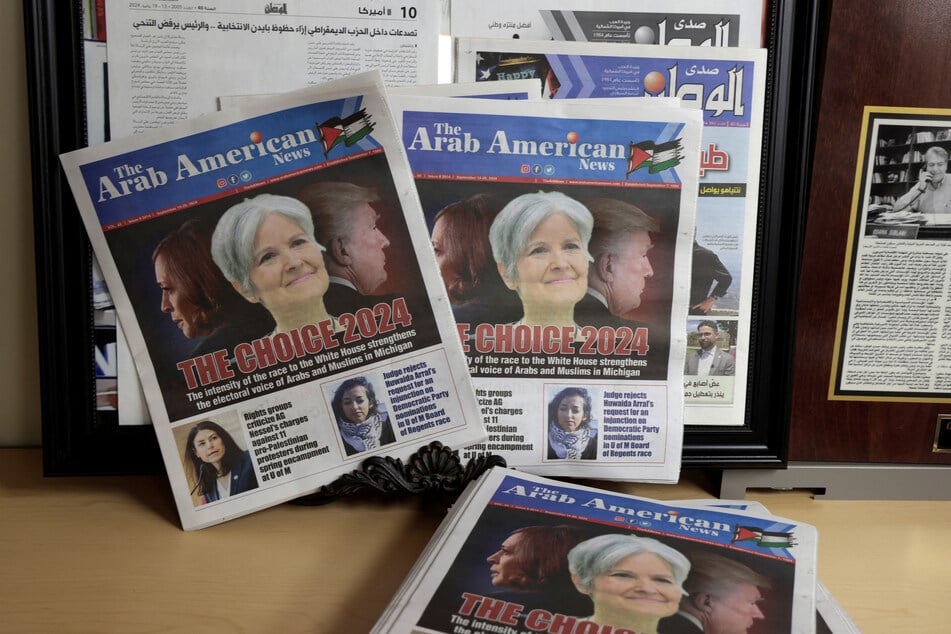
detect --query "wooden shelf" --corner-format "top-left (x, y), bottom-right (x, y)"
top-left (1, 448), bottom-right (948, 632)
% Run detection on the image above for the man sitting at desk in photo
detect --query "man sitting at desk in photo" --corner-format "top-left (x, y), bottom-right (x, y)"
top-left (892, 146), bottom-right (951, 223)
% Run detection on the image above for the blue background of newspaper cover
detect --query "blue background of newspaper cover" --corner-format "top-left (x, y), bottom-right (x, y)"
top-left (79, 97), bottom-right (375, 227)
top-left (492, 474), bottom-right (799, 560)
top-left (402, 111), bottom-right (688, 184)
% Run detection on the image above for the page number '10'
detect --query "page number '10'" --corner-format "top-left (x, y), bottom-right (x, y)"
top-left (401, 6), bottom-right (417, 18)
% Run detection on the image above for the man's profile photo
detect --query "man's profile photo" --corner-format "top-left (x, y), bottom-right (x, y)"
top-left (297, 181), bottom-right (396, 315)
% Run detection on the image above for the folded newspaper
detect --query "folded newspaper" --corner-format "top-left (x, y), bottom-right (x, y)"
top-left (373, 467), bottom-right (818, 633)
top-left (388, 93), bottom-right (703, 482)
top-left (59, 71), bottom-right (486, 530)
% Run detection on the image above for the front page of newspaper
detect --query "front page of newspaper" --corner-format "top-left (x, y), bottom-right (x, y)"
top-left (60, 71), bottom-right (485, 530)
top-left (389, 94), bottom-right (703, 482)
top-left (105, 0), bottom-right (441, 136)
top-left (455, 38), bottom-right (767, 428)
top-left (374, 467), bottom-right (818, 633)
top-left (450, 0), bottom-right (764, 47)
top-left (832, 107), bottom-right (951, 401)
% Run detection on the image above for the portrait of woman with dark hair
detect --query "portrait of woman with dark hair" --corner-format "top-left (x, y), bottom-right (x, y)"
top-left (430, 193), bottom-right (522, 325)
top-left (184, 420), bottom-right (258, 505)
top-left (153, 217), bottom-right (274, 356)
top-left (331, 376), bottom-right (396, 455)
top-left (547, 386), bottom-right (598, 460)
top-left (483, 524), bottom-right (594, 621)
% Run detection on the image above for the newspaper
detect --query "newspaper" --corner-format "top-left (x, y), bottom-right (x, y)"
top-left (105, 0), bottom-right (441, 137)
top-left (832, 107), bottom-right (951, 400)
top-left (454, 38), bottom-right (767, 428)
top-left (671, 499), bottom-right (860, 634)
top-left (215, 79), bottom-right (545, 112)
top-left (60, 71), bottom-right (485, 530)
top-left (388, 80), bottom-right (543, 100)
top-left (450, 0), bottom-right (765, 47)
top-left (84, 0), bottom-right (446, 426)
top-left (373, 467), bottom-right (818, 633)
top-left (388, 93), bottom-right (703, 482)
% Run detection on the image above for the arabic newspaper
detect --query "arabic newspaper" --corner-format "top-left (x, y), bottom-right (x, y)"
top-left (832, 107), bottom-right (951, 401)
top-left (372, 467), bottom-right (818, 633)
top-left (388, 94), bottom-right (703, 481)
top-left (60, 71), bottom-right (485, 530)
top-left (105, 0), bottom-right (441, 136)
top-left (450, 0), bottom-right (764, 47)
top-left (454, 38), bottom-right (767, 428)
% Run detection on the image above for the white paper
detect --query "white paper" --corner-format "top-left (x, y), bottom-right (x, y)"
top-left (105, 0), bottom-right (440, 136)
top-left (451, 0), bottom-right (765, 47)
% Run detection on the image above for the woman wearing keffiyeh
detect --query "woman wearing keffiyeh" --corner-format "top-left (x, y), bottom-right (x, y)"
top-left (546, 387), bottom-right (598, 460)
top-left (332, 376), bottom-right (396, 456)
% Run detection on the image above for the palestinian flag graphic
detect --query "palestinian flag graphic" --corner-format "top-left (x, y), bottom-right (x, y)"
top-left (626, 139), bottom-right (684, 177)
top-left (732, 525), bottom-right (796, 548)
top-left (317, 109), bottom-right (375, 158)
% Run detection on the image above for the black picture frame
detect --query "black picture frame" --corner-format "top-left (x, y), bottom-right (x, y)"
top-left (24, 0), bottom-right (824, 475)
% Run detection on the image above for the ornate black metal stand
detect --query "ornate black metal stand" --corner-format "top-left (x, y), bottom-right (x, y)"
top-left (293, 442), bottom-right (506, 505)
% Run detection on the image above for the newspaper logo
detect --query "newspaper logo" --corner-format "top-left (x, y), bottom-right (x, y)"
top-left (316, 109), bottom-right (375, 159)
top-left (626, 139), bottom-right (684, 177)
top-left (731, 526), bottom-right (796, 548)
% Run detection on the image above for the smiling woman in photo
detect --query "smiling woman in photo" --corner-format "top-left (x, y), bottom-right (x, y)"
top-left (488, 191), bottom-right (594, 328)
top-left (211, 193), bottom-right (334, 335)
top-left (569, 534), bottom-right (691, 634)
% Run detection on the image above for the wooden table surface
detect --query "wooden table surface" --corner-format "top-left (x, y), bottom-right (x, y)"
top-left (1, 448), bottom-right (947, 632)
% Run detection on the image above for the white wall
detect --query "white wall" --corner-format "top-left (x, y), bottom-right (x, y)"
top-left (1, 2), bottom-right (43, 446)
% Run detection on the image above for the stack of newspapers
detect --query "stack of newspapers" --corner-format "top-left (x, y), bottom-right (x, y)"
top-left (373, 467), bottom-right (860, 633)
top-left (60, 62), bottom-right (711, 529)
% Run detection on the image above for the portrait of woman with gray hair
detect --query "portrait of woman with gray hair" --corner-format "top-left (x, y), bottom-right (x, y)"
top-left (211, 193), bottom-right (335, 335)
top-left (568, 533), bottom-right (691, 634)
top-left (488, 191), bottom-right (594, 328)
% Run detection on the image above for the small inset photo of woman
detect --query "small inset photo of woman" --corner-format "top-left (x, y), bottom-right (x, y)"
top-left (545, 386), bottom-right (599, 461)
top-left (327, 374), bottom-right (396, 457)
top-left (173, 412), bottom-right (259, 507)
